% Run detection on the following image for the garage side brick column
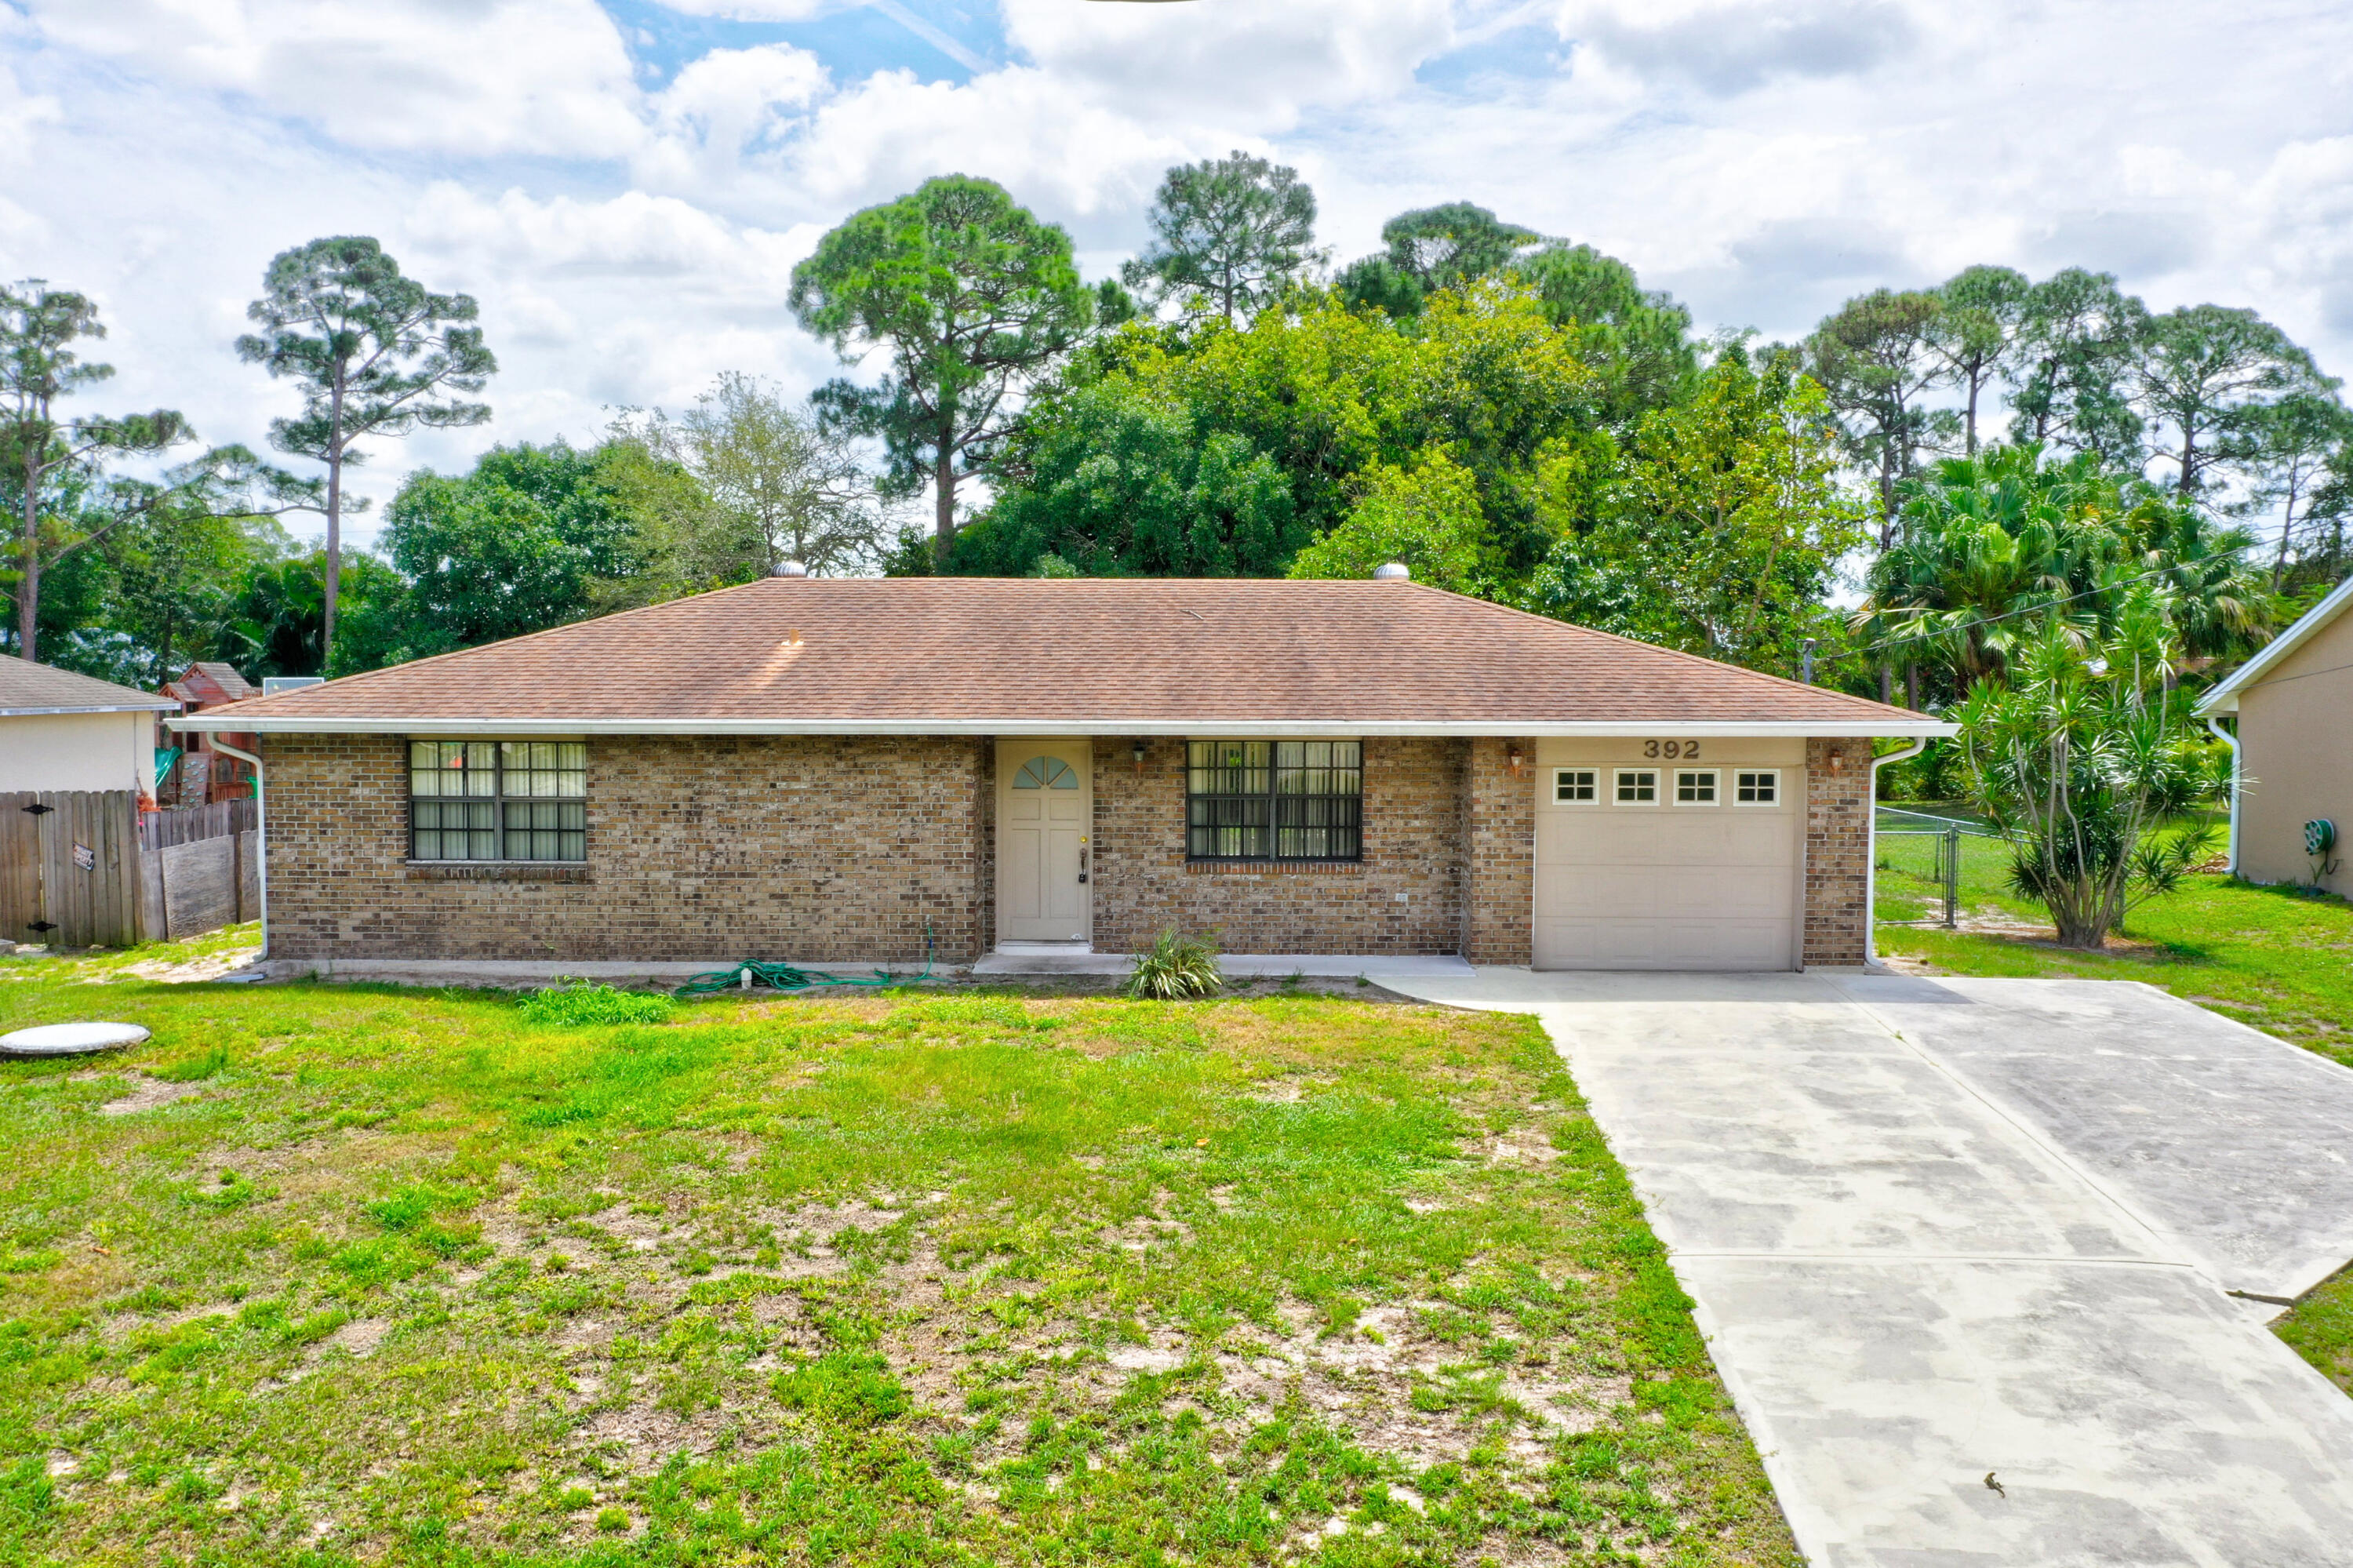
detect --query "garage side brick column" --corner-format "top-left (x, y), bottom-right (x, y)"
top-left (1464, 737), bottom-right (1533, 966)
top-left (1803, 737), bottom-right (1871, 966)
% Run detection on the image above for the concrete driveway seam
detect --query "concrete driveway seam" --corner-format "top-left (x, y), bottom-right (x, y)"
top-left (1827, 980), bottom-right (2205, 1277)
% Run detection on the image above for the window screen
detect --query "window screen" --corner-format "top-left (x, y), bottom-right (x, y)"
top-left (409, 740), bottom-right (586, 861)
top-left (1186, 740), bottom-right (1362, 861)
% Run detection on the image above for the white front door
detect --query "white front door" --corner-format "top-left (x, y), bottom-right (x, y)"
top-left (997, 740), bottom-right (1091, 944)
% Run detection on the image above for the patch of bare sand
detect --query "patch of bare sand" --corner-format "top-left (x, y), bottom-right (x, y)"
top-left (96, 1076), bottom-right (205, 1116)
top-left (117, 942), bottom-right (264, 984)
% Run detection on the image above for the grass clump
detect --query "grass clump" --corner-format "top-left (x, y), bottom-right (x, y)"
top-left (1125, 928), bottom-right (1224, 999)
top-left (518, 980), bottom-right (676, 1027)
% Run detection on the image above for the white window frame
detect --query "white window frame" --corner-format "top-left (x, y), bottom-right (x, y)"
top-left (1613, 767), bottom-right (1660, 806)
top-left (1732, 768), bottom-right (1783, 808)
top-left (1672, 767), bottom-right (1721, 806)
top-left (1553, 767), bottom-right (1599, 805)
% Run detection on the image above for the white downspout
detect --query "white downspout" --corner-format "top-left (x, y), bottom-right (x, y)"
top-left (2205, 715), bottom-right (2241, 876)
top-left (1864, 738), bottom-right (1928, 965)
top-left (208, 738), bottom-right (268, 963)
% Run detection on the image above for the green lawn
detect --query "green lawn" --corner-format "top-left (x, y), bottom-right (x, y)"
top-left (1874, 821), bottom-right (2353, 1400)
top-left (0, 940), bottom-right (1796, 1567)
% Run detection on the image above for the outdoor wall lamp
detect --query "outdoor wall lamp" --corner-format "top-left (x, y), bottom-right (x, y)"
top-left (1506, 744), bottom-right (1527, 777)
top-left (1131, 738), bottom-right (1147, 772)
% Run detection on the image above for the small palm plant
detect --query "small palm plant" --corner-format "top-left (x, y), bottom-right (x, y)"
top-left (1125, 930), bottom-right (1224, 1000)
top-left (1951, 599), bottom-right (2218, 950)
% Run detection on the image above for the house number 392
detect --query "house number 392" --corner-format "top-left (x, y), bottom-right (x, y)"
top-left (1642, 740), bottom-right (1698, 759)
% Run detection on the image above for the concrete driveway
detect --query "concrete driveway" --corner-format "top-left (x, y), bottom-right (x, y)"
top-left (1385, 968), bottom-right (2353, 1567)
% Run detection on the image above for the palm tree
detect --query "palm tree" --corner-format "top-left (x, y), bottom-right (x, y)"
top-left (1859, 443), bottom-right (2271, 703)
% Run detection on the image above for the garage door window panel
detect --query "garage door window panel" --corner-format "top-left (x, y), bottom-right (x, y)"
top-left (1615, 769), bottom-right (1659, 805)
top-left (1555, 768), bottom-right (1598, 804)
top-left (1675, 769), bottom-right (1719, 805)
top-left (1734, 769), bottom-right (1781, 806)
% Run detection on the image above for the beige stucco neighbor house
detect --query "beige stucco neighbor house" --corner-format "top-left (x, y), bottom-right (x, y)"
top-left (166, 574), bottom-right (1950, 976)
top-left (2198, 575), bottom-right (2353, 895)
top-left (0, 659), bottom-right (180, 798)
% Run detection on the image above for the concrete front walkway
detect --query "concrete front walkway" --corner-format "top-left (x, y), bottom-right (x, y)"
top-left (1384, 968), bottom-right (2353, 1567)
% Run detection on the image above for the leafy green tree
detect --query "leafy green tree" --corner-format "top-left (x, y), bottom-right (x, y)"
top-left (790, 176), bottom-right (1093, 562)
top-left (349, 442), bottom-right (631, 670)
top-left (679, 373), bottom-right (885, 577)
top-left (237, 236), bottom-right (496, 651)
top-left (227, 548), bottom-right (405, 682)
top-left (1522, 347), bottom-right (1860, 675)
top-left (1286, 451), bottom-right (1492, 592)
top-left (2236, 388), bottom-right (2353, 589)
top-left (1928, 265), bottom-right (2031, 455)
top-left (1510, 244), bottom-right (1700, 427)
top-left (85, 447), bottom-right (319, 685)
top-left (587, 413), bottom-right (747, 613)
top-left (1, 279), bottom-right (188, 660)
top-left (1336, 202), bottom-right (1540, 319)
top-left (1951, 609), bottom-right (2217, 949)
top-left (976, 283), bottom-right (1595, 584)
top-left (2005, 268), bottom-right (2148, 461)
top-left (1120, 152), bottom-right (1323, 324)
top-left (1805, 288), bottom-right (1950, 544)
top-left (955, 378), bottom-right (1300, 577)
top-left (2133, 304), bottom-right (2319, 498)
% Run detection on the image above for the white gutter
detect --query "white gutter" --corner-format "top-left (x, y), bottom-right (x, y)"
top-left (2, 702), bottom-right (181, 716)
top-left (1864, 737), bottom-right (1929, 965)
top-left (206, 737), bottom-right (268, 962)
top-left (169, 715), bottom-right (1959, 740)
top-left (2205, 715), bottom-right (2241, 875)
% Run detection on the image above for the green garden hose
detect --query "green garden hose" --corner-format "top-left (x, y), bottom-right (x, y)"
top-left (673, 926), bottom-right (934, 998)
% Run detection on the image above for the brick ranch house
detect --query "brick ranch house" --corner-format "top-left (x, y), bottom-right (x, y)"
top-left (168, 575), bottom-right (1950, 975)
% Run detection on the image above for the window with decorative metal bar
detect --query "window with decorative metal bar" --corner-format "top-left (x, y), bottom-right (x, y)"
top-left (409, 740), bottom-right (587, 862)
top-left (1185, 740), bottom-right (1362, 862)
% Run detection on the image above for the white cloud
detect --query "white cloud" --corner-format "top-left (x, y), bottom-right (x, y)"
top-left (24, 0), bottom-right (646, 157)
top-left (1555, 0), bottom-right (1916, 95)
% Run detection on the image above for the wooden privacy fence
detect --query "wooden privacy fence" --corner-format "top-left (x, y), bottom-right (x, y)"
top-left (2, 792), bottom-right (260, 949)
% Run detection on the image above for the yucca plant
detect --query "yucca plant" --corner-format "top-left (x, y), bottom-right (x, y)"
top-left (1125, 930), bottom-right (1223, 1000)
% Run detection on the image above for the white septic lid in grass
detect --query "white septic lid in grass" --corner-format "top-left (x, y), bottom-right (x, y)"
top-left (0, 1022), bottom-right (151, 1057)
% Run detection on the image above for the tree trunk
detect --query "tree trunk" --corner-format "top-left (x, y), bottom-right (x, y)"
top-left (322, 377), bottom-right (346, 669)
top-left (16, 468), bottom-right (37, 662)
top-left (1965, 377), bottom-right (1980, 457)
top-left (933, 449), bottom-right (956, 566)
top-left (2052, 908), bottom-right (2110, 950)
top-left (2273, 475), bottom-right (2300, 591)
top-left (2177, 431), bottom-right (2198, 496)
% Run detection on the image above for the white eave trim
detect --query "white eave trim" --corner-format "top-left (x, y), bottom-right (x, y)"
top-left (2195, 573), bottom-right (2353, 716)
top-left (169, 715), bottom-right (1957, 739)
top-left (5, 702), bottom-right (181, 716)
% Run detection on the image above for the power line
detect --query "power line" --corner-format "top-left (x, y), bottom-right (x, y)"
top-left (1844, 558), bottom-right (2234, 663)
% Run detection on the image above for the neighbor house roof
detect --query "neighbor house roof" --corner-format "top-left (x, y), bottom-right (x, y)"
top-left (0, 657), bottom-right (182, 717)
top-left (168, 577), bottom-right (1950, 737)
top-left (2195, 575), bottom-right (2353, 715)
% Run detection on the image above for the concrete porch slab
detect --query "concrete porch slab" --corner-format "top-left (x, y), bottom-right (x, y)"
top-left (969, 951), bottom-right (1478, 980)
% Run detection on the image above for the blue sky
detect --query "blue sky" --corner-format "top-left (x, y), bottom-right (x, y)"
top-left (4, 1), bottom-right (2351, 547)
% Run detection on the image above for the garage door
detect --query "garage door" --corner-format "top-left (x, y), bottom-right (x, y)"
top-left (1533, 759), bottom-right (1800, 970)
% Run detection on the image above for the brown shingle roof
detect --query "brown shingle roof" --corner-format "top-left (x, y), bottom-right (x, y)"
top-left (0, 657), bottom-right (180, 715)
top-left (169, 577), bottom-right (1944, 735)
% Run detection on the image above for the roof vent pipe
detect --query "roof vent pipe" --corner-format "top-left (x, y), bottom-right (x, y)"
top-left (1373, 562), bottom-right (1411, 580)
top-left (773, 559), bottom-right (809, 577)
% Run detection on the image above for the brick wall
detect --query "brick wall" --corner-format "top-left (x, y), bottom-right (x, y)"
top-left (1803, 737), bottom-right (1872, 966)
top-left (261, 733), bottom-right (990, 963)
top-left (1464, 737), bottom-right (1534, 965)
top-left (1088, 737), bottom-right (1468, 956)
